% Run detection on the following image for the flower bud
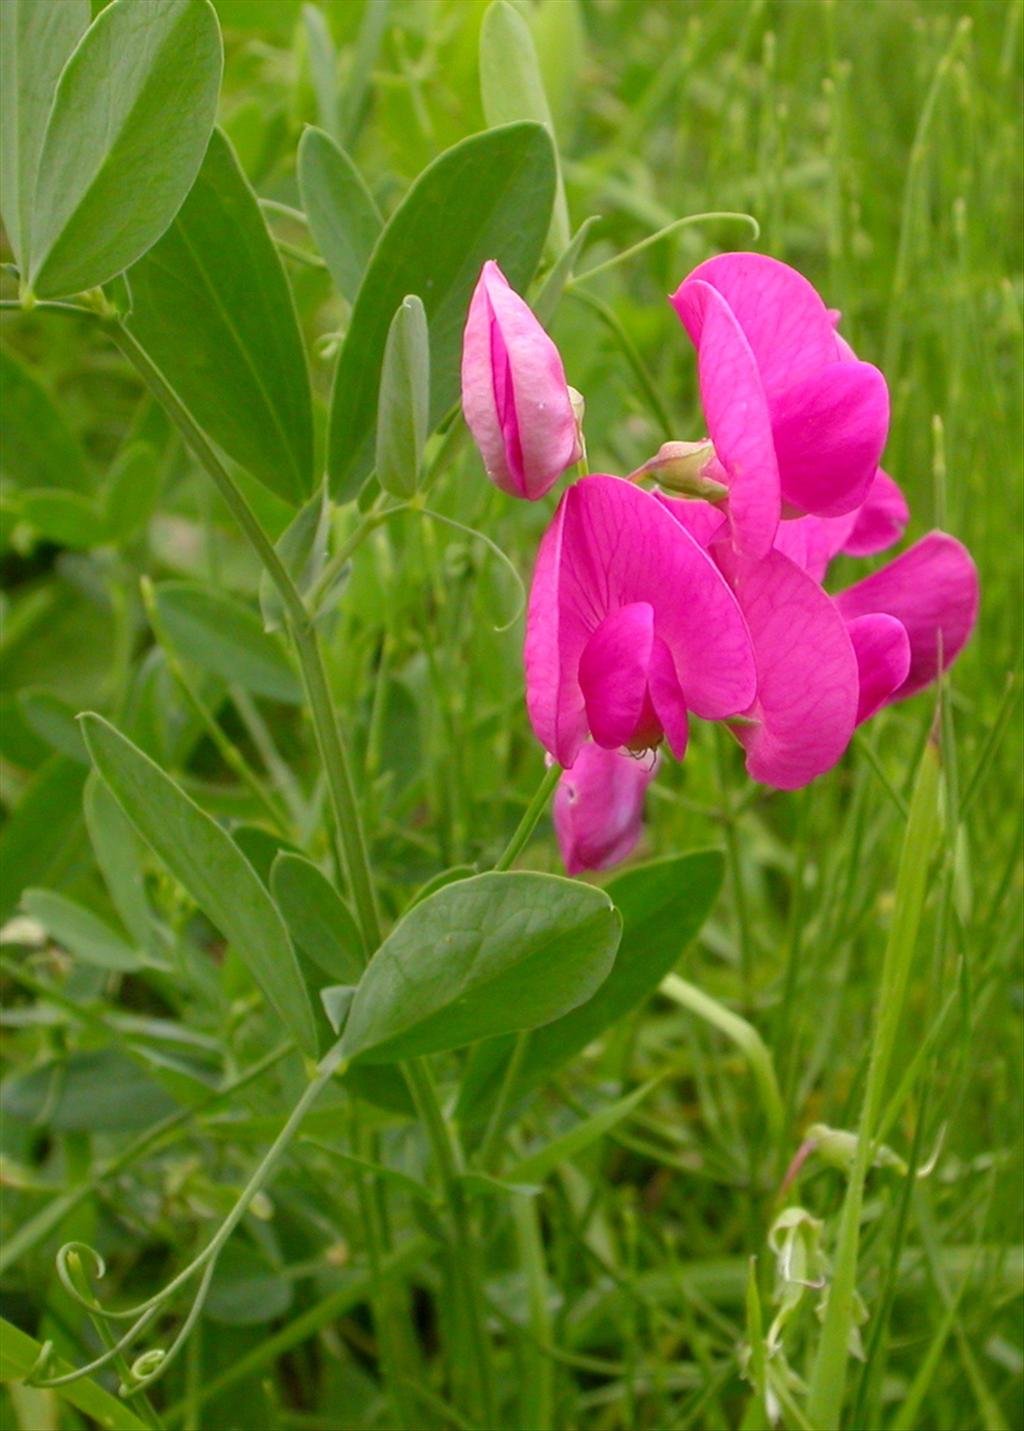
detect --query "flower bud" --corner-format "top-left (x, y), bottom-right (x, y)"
top-left (461, 260), bottom-right (582, 500)
top-left (553, 744), bottom-right (658, 876)
top-left (629, 440), bottom-right (729, 500)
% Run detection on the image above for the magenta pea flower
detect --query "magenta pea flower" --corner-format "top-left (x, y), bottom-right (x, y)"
top-left (461, 260), bottom-right (582, 500)
top-left (553, 744), bottom-right (658, 875)
top-left (671, 253), bottom-right (890, 558)
top-left (525, 474), bottom-right (757, 770)
top-left (658, 487), bottom-right (977, 787)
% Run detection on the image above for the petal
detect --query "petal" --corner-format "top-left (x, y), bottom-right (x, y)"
top-left (717, 544), bottom-right (860, 789)
top-left (481, 262), bottom-right (580, 500)
top-left (675, 252), bottom-right (840, 396)
top-left (845, 613), bottom-right (911, 725)
top-left (559, 476), bottom-right (757, 720)
top-left (648, 636), bottom-right (689, 759)
top-left (770, 360), bottom-right (889, 518)
top-left (655, 493), bottom-right (727, 548)
top-left (841, 468), bottom-right (909, 557)
top-left (461, 264), bottom-right (520, 495)
top-left (672, 279), bottom-right (780, 557)
top-left (834, 532), bottom-right (979, 701)
top-left (554, 744), bottom-right (658, 876)
top-left (524, 493), bottom-right (588, 766)
top-left (579, 604), bottom-right (655, 749)
top-left (772, 510), bottom-right (858, 583)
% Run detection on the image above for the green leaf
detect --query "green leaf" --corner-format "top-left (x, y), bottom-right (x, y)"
top-left (302, 4), bottom-right (339, 141)
top-left (376, 296), bottom-right (430, 499)
top-left (17, 488), bottom-right (108, 547)
top-left (480, 0), bottom-right (570, 252)
top-left (320, 983), bottom-right (357, 1034)
top-left (0, 347), bottom-right (89, 491)
top-left (17, 689), bottom-right (87, 762)
top-left (0, 756), bottom-right (86, 924)
top-left (154, 580), bottom-right (303, 704)
top-left (126, 127), bottom-right (314, 506)
top-left (340, 871), bottom-right (621, 1065)
top-left (270, 852), bottom-right (365, 984)
top-left (327, 122), bottom-right (556, 499)
top-left (3, 1048), bottom-right (177, 1132)
top-left (297, 126), bottom-right (382, 304)
top-left (458, 851), bottom-right (723, 1124)
top-left (507, 1081), bottom-right (657, 1185)
top-left (0, 0), bottom-right (90, 274)
top-left (259, 488), bottom-right (329, 633)
top-left (304, 1139), bottom-right (434, 1205)
top-left (532, 214), bottom-right (601, 327)
top-left (83, 770), bottom-right (160, 954)
top-left (0, 1316), bottom-right (148, 1431)
top-left (22, 887), bottom-right (143, 971)
top-left (102, 441), bottom-right (161, 543)
top-left (339, 0), bottom-right (390, 146)
top-left (28, 0), bottom-right (223, 298)
top-left (80, 713), bottom-right (317, 1055)
top-left (205, 1241), bottom-right (294, 1326)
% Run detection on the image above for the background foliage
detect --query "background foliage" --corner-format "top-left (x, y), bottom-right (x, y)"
top-left (1, 1), bottom-right (1021, 1429)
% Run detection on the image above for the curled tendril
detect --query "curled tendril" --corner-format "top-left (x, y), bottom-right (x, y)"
top-left (30, 1304), bottom-right (161, 1389)
top-left (24, 1340), bottom-right (55, 1383)
top-left (55, 1243), bottom-right (108, 1313)
top-left (119, 1260), bottom-right (217, 1399)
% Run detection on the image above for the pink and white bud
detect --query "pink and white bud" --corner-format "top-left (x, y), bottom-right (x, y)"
top-left (461, 260), bottom-right (582, 500)
top-left (553, 743), bottom-right (659, 877)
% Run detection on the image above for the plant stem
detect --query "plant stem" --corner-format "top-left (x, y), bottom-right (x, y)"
top-left (805, 739), bottom-right (941, 1427)
top-left (494, 762), bottom-right (561, 871)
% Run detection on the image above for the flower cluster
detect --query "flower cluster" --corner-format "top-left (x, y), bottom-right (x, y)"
top-left (461, 256), bottom-right (978, 875)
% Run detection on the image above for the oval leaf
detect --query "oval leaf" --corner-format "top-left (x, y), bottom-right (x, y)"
top-left (376, 295), bottom-right (429, 499)
top-left (327, 122), bottom-right (556, 499)
top-left (29, 0), bottom-right (223, 298)
top-left (0, 347), bottom-right (89, 491)
top-left (154, 580), bottom-right (303, 704)
top-left (80, 713), bottom-right (316, 1055)
top-left (340, 871), bottom-right (621, 1065)
top-left (479, 0), bottom-right (570, 252)
top-left (22, 887), bottom-right (143, 971)
top-left (0, 0), bottom-right (90, 273)
top-left (298, 126), bottom-right (382, 303)
top-left (126, 127), bottom-right (314, 506)
top-left (457, 851), bottom-right (724, 1124)
top-left (270, 852), bottom-right (365, 985)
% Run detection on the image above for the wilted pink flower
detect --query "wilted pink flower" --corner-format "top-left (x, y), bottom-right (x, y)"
top-left (554, 744), bottom-right (658, 875)
top-left (525, 475), bottom-right (757, 769)
top-left (671, 253), bottom-right (890, 557)
top-left (461, 260), bottom-right (582, 500)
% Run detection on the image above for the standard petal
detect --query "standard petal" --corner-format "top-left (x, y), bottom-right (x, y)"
top-left (841, 468), bottom-right (909, 557)
top-left (524, 494), bottom-right (589, 767)
top-left (845, 613), bottom-right (911, 725)
top-left (770, 360), bottom-right (889, 518)
top-left (834, 532), bottom-right (979, 701)
top-left (717, 544), bottom-right (860, 789)
top-left (482, 261), bottom-right (580, 500)
top-left (553, 744), bottom-right (657, 876)
top-left (675, 252), bottom-right (840, 396)
top-left (672, 279), bottom-right (780, 557)
top-left (560, 476), bottom-right (757, 720)
top-left (461, 266), bottom-right (520, 494)
top-left (655, 493), bottom-right (727, 548)
top-left (579, 604), bottom-right (655, 749)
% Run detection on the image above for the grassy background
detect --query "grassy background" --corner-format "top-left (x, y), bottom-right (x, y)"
top-left (1, 1), bottom-right (1021, 1428)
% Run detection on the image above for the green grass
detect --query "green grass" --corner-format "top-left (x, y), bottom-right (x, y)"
top-left (1, 1), bottom-right (1021, 1428)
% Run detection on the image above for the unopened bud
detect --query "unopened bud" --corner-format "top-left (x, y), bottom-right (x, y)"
top-left (629, 440), bottom-right (728, 500)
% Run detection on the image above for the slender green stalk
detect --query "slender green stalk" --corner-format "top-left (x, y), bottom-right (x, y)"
top-left (806, 739), bottom-right (942, 1427)
top-left (570, 210), bottom-right (759, 285)
top-left (513, 1195), bottom-right (554, 1431)
top-left (479, 1031), bottom-right (532, 1169)
top-left (494, 762), bottom-right (561, 871)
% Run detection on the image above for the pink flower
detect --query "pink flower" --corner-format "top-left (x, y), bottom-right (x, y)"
top-left (553, 744), bottom-right (658, 875)
top-left (671, 253), bottom-right (890, 557)
top-left (660, 496), bottom-right (978, 789)
top-left (461, 260), bottom-right (582, 500)
top-left (525, 475), bottom-right (757, 770)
